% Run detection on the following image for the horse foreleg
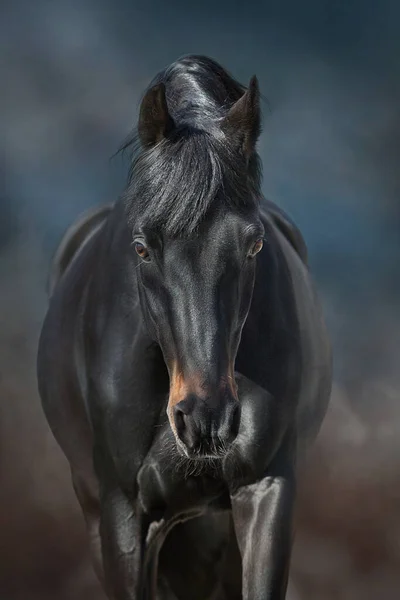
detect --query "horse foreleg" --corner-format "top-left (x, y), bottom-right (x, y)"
top-left (99, 482), bottom-right (148, 600)
top-left (230, 461), bottom-right (296, 600)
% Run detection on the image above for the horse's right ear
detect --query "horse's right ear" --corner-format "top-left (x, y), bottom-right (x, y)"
top-left (138, 83), bottom-right (175, 148)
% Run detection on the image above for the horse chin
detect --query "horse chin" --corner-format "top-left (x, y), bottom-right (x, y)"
top-left (174, 438), bottom-right (226, 461)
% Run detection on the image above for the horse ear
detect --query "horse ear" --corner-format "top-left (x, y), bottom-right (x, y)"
top-left (221, 75), bottom-right (261, 158)
top-left (138, 83), bottom-right (175, 148)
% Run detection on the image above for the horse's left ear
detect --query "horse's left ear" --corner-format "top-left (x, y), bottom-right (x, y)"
top-left (221, 76), bottom-right (261, 159)
top-left (138, 83), bottom-right (175, 148)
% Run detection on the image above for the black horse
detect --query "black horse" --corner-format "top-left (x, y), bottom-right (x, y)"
top-left (37, 55), bottom-right (332, 599)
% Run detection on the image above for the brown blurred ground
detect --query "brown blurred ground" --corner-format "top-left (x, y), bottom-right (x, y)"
top-left (1, 239), bottom-right (399, 600)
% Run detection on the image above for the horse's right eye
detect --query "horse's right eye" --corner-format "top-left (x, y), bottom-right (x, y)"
top-left (134, 241), bottom-right (149, 260)
top-left (248, 238), bottom-right (264, 258)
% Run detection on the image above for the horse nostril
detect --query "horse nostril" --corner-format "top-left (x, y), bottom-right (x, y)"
top-left (173, 407), bottom-right (186, 437)
top-left (172, 401), bottom-right (201, 453)
top-left (230, 404), bottom-right (240, 439)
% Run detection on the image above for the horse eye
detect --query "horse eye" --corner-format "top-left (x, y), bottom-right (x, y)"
top-left (134, 241), bottom-right (149, 260)
top-left (248, 238), bottom-right (264, 258)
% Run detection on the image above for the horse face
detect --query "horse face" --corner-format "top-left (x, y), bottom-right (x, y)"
top-left (130, 71), bottom-right (263, 458)
top-left (134, 208), bottom-right (264, 458)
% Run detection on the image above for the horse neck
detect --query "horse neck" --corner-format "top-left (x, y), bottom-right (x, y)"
top-left (90, 202), bottom-right (137, 295)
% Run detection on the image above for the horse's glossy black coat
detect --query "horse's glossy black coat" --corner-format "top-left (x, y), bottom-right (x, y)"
top-left (37, 55), bottom-right (332, 599)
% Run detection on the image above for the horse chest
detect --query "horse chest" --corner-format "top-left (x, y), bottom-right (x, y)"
top-left (137, 454), bottom-right (229, 521)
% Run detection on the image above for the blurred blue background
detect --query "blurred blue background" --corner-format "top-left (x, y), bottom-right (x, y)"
top-left (1, 1), bottom-right (400, 599)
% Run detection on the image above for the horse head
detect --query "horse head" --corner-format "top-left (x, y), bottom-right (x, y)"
top-left (126, 61), bottom-right (264, 458)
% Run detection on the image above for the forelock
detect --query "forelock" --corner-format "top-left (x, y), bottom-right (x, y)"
top-left (124, 128), bottom-right (261, 238)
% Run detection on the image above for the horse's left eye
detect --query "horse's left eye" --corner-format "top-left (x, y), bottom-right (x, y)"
top-left (134, 241), bottom-right (150, 260)
top-left (248, 238), bottom-right (264, 258)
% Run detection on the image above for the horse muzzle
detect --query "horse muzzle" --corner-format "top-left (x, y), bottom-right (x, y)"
top-left (170, 393), bottom-right (240, 458)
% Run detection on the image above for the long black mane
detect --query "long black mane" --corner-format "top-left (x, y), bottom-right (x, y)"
top-left (120, 55), bottom-right (263, 237)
